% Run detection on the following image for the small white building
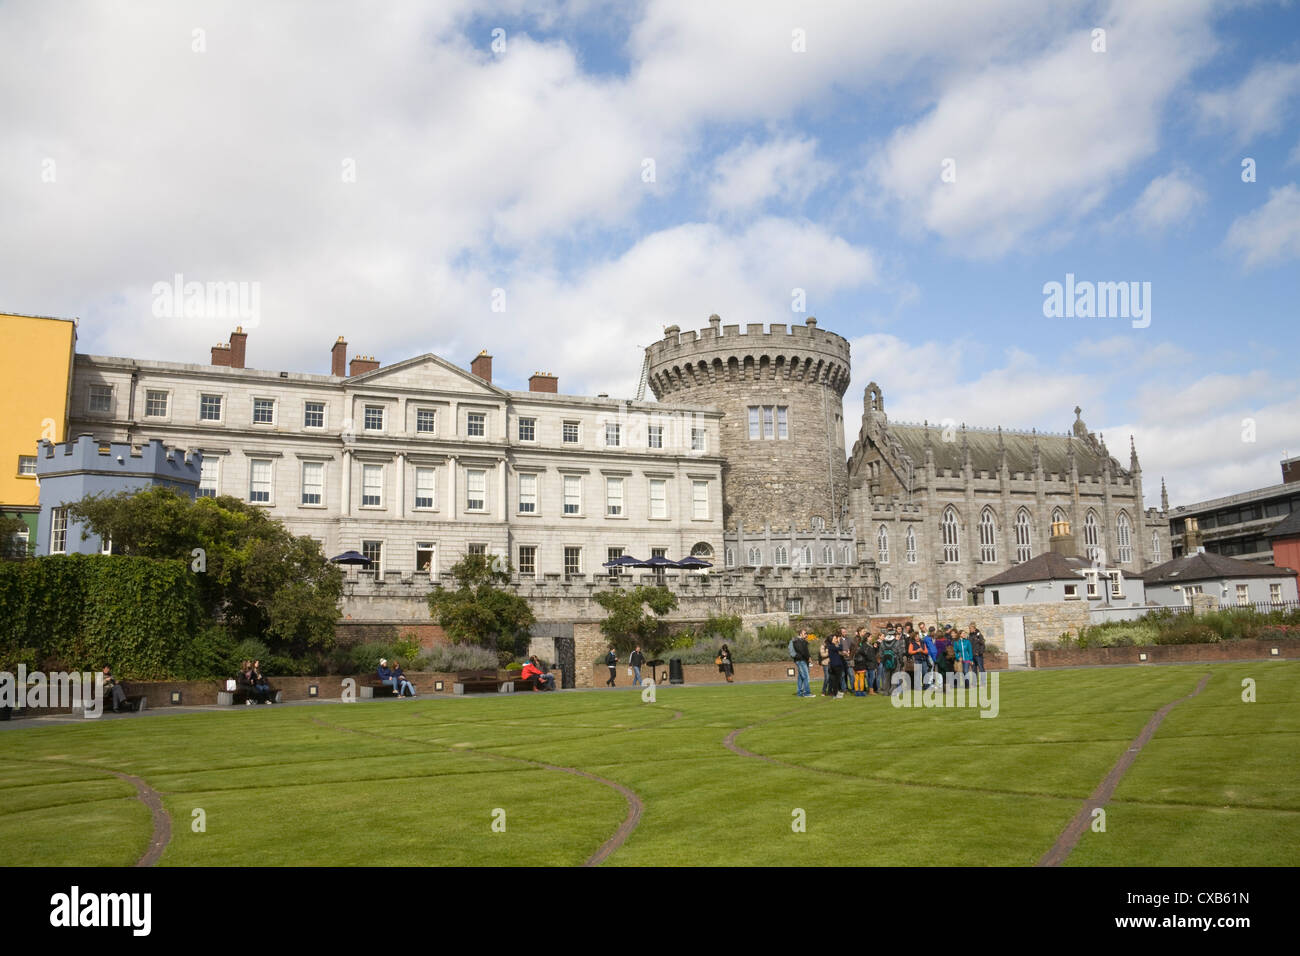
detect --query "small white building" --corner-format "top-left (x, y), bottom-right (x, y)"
top-left (975, 520), bottom-right (1147, 607)
top-left (1141, 550), bottom-right (1299, 608)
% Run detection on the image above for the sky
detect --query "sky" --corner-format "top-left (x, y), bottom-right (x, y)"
top-left (2, 0), bottom-right (1298, 509)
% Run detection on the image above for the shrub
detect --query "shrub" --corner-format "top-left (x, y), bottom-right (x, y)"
top-left (701, 613), bottom-right (742, 642)
top-left (416, 644), bottom-right (499, 672)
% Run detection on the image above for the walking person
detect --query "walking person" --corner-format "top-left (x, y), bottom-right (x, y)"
top-left (605, 646), bottom-right (618, 687)
top-left (792, 628), bottom-right (812, 698)
top-left (630, 645), bottom-right (645, 687)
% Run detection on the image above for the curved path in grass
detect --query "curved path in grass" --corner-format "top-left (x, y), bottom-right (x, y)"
top-left (1037, 672), bottom-right (1211, 867)
top-left (28, 759), bottom-right (173, 866)
top-left (311, 713), bottom-right (645, 866)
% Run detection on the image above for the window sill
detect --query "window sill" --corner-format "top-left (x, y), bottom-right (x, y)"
top-left (562, 513), bottom-right (584, 518)
top-left (298, 503), bottom-right (327, 509)
top-left (516, 511), bottom-right (541, 517)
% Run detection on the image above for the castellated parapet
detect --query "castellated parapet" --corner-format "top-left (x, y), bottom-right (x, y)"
top-left (646, 315), bottom-right (852, 532)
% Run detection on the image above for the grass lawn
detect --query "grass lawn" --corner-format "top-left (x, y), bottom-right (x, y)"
top-left (0, 661), bottom-right (1295, 866)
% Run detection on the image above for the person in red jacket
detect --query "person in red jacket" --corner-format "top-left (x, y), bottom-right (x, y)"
top-left (520, 656), bottom-right (555, 691)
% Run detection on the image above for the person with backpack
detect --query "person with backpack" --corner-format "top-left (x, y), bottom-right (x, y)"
top-left (934, 630), bottom-right (954, 685)
top-left (826, 633), bottom-right (846, 699)
top-left (969, 623), bottom-right (986, 682)
top-left (817, 634), bottom-right (831, 696)
top-left (790, 628), bottom-right (812, 698)
top-left (605, 646), bottom-right (618, 687)
top-left (880, 630), bottom-right (903, 696)
top-left (907, 630), bottom-right (929, 692)
top-left (852, 629), bottom-right (875, 696)
top-left (922, 627), bottom-right (939, 689)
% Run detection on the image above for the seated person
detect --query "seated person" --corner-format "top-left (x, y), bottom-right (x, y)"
top-left (251, 659), bottom-right (274, 705)
top-left (392, 661), bottom-right (416, 698)
top-left (102, 665), bottom-right (129, 713)
top-left (238, 660), bottom-right (270, 705)
top-left (377, 658), bottom-right (398, 695)
top-left (520, 656), bottom-right (555, 691)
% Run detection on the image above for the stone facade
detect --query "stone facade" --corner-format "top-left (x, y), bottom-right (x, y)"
top-left (848, 384), bottom-right (1171, 619)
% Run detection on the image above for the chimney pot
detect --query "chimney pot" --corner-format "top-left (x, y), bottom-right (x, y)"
top-left (471, 351), bottom-right (493, 384)
top-left (331, 336), bottom-right (347, 376)
top-left (528, 372), bottom-right (558, 393)
top-left (228, 328), bottom-right (248, 369)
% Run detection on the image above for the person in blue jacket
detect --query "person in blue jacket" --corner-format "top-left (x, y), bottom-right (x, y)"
top-left (377, 658), bottom-right (398, 695)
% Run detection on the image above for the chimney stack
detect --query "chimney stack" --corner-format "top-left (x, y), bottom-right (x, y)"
top-left (1049, 519), bottom-right (1077, 558)
top-left (228, 327), bottom-right (247, 369)
top-left (528, 372), bottom-right (558, 393)
top-left (331, 336), bottom-right (347, 377)
top-left (211, 343), bottom-right (232, 367)
top-left (1184, 516), bottom-right (1204, 553)
top-left (471, 350), bottom-right (492, 383)
top-left (349, 354), bottom-right (379, 376)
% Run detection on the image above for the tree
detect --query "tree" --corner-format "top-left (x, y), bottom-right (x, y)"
top-left (594, 585), bottom-right (678, 655)
top-left (427, 552), bottom-right (536, 650)
top-left (66, 487), bottom-right (342, 653)
top-left (0, 515), bottom-right (33, 559)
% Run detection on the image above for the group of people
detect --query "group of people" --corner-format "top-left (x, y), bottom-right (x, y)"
top-left (376, 658), bottom-right (417, 698)
top-left (605, 645), bottom-right (651, 687)
top-left (519, 655), bottom-right (556, 691)
top-left (236, 659), bottom-right (277, 704)
top-left (789, 621), bottom-right (987, 699)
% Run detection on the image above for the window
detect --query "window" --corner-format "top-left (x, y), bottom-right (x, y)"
top-left (414, 468), bottom-right (436, 510)
top-left (466, 469), bottom-right (486, 511)
top-left (747, 546), bottom-right (762, 566)
top-left (786, 597), bottom-right (803, 614)
top-left (877, 525), bottom-right (889, 563)
top-left (979, 508), bottom-right (997, 563)
top-left (835, 596), bottom-right (851, 613)
top-left (692, 480), bottom-right (709, 520)
top-left (361, 540), bottom-right (383, 576)
top-left (252, 398), bottom-right (275, 424)
top-left (416, 409), bottom-right (436, 434)
top-left (906, 527), bottom-right (917, 564)
top-left (799, 546), bottom-right (812, 567)
top-left (648, 425), bottom-right (663, 449)
top-left (467, 412), bottom-right (485, 437)
top-left (941, 507), bottom-right (960, 562)
top-left (518, 473), bottom-right (537, 514)
top-left (1086, 573), bottom-right (1100, 600)
top-left (145, 390), bottom-right (168, 417)
top-left (200, 394), bottom-right (222, 421)
top-left (1064, 583), bottom-right (1079, 599)
top-left (1111, 572), bottom-right (1125, 598)
top-left (605, 422), bottom-right (620, 446)
top-left (563, 421), bottom-right (580, 444)
top-left (725, 547), bottom-right (735, 568)
top-left (362, 464), bottom-right (383, 507)
top-left (467, 543), bottom-right (487, 556)
top-left (1015, 510), bottom-right (1032, 563)
top-left (748, 407), bottom-right (760, 439)
top-left (649, 479), bottom-right (667, 519)
top-left (1236, 584), bottom-right (1250, 606)
top-left (945, 582), bottom-right (964, 601)
top-left (364, 405), bottom-right (384, 431)
top-left (1116, 512), bottom-right (1133, 563)
top-left (606, 477), bottom-right (624, 516)
top-left (301, 461), bottom-right (324, 505)
top-left (17, 456), bottom-right (36, 476)
top-left (304, 401), bottom-right (325, 428)
top-left (199, 457), bottom-right (219, 498)
top-left (777, 407), bottom-right (788, 439)
top-left (518, 417), bottom-right (535, 441)
top-left (822, 545), bottom-right (834, 565)
top-left (774, 545), bottom-right (789, 566)
top-left (564, 546), bottom-right (582, 577)
top-left (691, 428), bottom-right (706, 452)
top-left (811, 516), bottom-right (825, 531)
top-left (1052, 507), bottom-right (1068, 529)
top-left (249, 459), bottom-right (272, 503)
top-left (881, 583), bottom-right (893, 602)
top-left (1084, 511), bottom-right (1101, 563)
top-left (607, 546), bottom-right (624, 576)
top-left (563, 475), bottom-right (581, 515)
top-left (762, 406), bottom-right (774, 439)
top-left (518, 545), bottom-right (536, 577)
top-left (842, 546), bottom-right (852, 564)
top-left (88, 384), bottom-right (112, 413)
top-left (1151, 531), bottom-right (1162, 563)
top-left (1270, 583), bottom-right (1282, 603)
top-left (908, 582), bottom-right (920, 601)
top-left (747, 406), bottom-right (789, 440)
top-left (50, 508), bottom-right (67, 554)
top-left (416, 542), bottom-right (436, 577)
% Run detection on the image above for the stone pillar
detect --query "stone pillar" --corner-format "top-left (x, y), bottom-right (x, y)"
top-left (396, 453), bottom-right (406, 518)
top-left (449, 456), bottom-right (457, 520)
top-left (341, 449), bottom-right (352, 516)
top-left (499, 458), bottom-right (507, 518)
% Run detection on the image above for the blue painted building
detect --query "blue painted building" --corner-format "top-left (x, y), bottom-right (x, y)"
top-left (35, 436), bottom-right (201, 556)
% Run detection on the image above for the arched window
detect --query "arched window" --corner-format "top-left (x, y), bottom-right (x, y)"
top-left (979, 508), bottom-right (997, 563)
top-left (941, 507), bottom-right (960, 562)
top-left (1151, 530), bottom-right (1162, 563)
top-left (905, 526), bottom-right (917, 563)
top-left (1052, 507), bottom-right (1068, 527)
top-left (1084, 511), bottom-right (1101, 563)
top-left (822, 545), bottom-right (834, 564)
top-left (945, 581), bottom-right (964, 601)
top-left (774, 545), bottom-right (789, 566)
top-left (1116, 512), bottom-right (1133, 563)
top-left (908, 582), bottom-right (920, 601)
top-left (691, 542), bottom-right (714, 558)
top-left (801, 546), bottom-right (812, 566)
top-left (877, 525), bottom-right (889, 563)
top-left (1015, 509), bottom-right (1033, 563)
top-left (725, 547), bottom-right (735, 568)
top-left (811, 516), bottom-right (825, 531)
top-left (747, 546), bottom-right (762, 566)
top-left (842, 546), bottom-right (852, 564)
top-left (881, 582), bottom-right (893, 602)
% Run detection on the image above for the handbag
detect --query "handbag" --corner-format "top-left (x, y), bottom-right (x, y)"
top-left (627, 667), bottom-right (633, 677)
top-left (715, 656), bottom-right (723, 666)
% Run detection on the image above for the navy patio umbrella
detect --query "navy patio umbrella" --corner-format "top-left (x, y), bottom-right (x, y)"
top-left (602, 554), bottom-right (644, 568)
top-left (330, 550), bottom-right (372, 565)
top-left (675, 556), bottom-right (713, 568)
top-left (632, 556), bottom-right (680, 568)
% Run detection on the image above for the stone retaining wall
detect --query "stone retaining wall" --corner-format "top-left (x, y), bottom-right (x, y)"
top-left (1030, 639), bottom-right (1299, 668)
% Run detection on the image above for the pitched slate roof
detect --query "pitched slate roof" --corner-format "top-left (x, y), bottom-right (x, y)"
top-left (976, 551), bottom-right (1094, 587)
top-left (883, 424), bottom-right (1122, 477)
top-left (1266, 510), bottom-right (1300, 539)
top-left (1141, 550), bottom-right (1298, 584)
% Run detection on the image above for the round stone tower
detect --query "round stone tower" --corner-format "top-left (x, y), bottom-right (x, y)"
top-left (646, 315), bottom-right (851, 531)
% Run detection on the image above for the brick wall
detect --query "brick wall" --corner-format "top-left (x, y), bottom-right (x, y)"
top-left (1030, 639), bottom-right (1300, 667)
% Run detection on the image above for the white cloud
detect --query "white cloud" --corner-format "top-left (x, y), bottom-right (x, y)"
top-left (1224, 183), bottom-right (1300, 269)
top-left (1130, 169), bottom-right (1207, 233)
top-left (1198, 59), bottom-right (1300, 145)
top-left (868, 0), bottom-right (1218, 256)
top-left (708, 136), bottom-right (831, 214)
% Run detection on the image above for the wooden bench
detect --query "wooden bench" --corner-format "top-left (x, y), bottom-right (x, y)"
top-left (217, 683), bottom-right (282, 706)
top-left (360, 681), bottom-right (398, 699)
top-left (453, 670), bottom-right (508, 695)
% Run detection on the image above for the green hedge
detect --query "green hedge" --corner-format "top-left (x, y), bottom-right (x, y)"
top-left (0, 555), bottom-right (202, 677)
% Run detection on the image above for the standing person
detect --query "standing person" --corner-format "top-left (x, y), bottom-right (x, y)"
top-left (792, 628), bottom-right (812, 698)
top-left (922, 627), bottom-right (939, 690)
top-left (629, 645), bottom-right (645, 687)
top-left (935, 630), bottom-right (954, 686)
top-left (827, 634), bottom-right (846, 699)
top-left (817, 634), bottom-right (831, 696)
top-left (907, 631), bottom-right (929, 692)
top-left (852, 629), bottom-right (874, 696)
top-left (872, 632), bottom-right (885, 695)
top-left (953, 629), bottom-right (975, 689)
top-left (605, 646), bottom-right (618, 687)
top-left (717, 643), bottom-right (735, 683)
top-left (969, 623), bottom-right (986, 684)
top-left (837, 627), bottom-right (854, 696)
top-left (880, 629), bottom-right (902, 696)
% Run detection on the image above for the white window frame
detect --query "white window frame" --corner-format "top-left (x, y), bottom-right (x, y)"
top-left (517, 545), bottom-right (537, 578)
top-left (416, 408), bottom-right (437, 435)
top-left (249, 459), bottom-right (273, 504)
top-left (1116, 512), bottom-right (1133, 563)
top-left (1236, 583), bottom-right (1250, 606)
top-left (50, 508), bottom-right (68, 554)
top-left (905, 526), bottom-right (917, 564)
top-left (690, 427), bottom-right (706, 452)
top-left (518, 472), bottom-right (538, 514)
top-left (774, 545), bottom-right (789, 566)
top-left (979, 508), bottom-right (997, 563)
top-left (361, 463), bottom-right (384, 508)
top-left (361, 539), bottom-right (384, 578)
top-left (415, 541), bottom-right (437, 580)
top-left (517, 416), bottom-right (536, 442)
top-left (908, 582), bottom-right (920, 601)
top-left (605, 421), bottom-right (620, 447)
top-left (649, 479), bottom-right (668, 520)
top-left (648, 425), bottom-right (663, 449)
top-left (363, 405), bottom-right (385, 432)
top-left (877, 525), bottom-right (889, 563)
top-left (747, 546), bottom-right (762, 567)
top-left (941, 507), bottom-right (960, 563)
top-left (1270, 582), bottom-right (1282, 603)
top-left (467, 411), bottom-right (486, 437)
top-left (17, 455), bottom-right (36, 477)
top-left (692, 480), bottom-right (709, 520)
top-left (252, 396), bottom-right (276, 425)
top-left (1015, 510), bottom-right (1032, 563)
top-left (881, 583), bottom-right (893, 602)
top-left (606, 477), bottom-right (624, 517)
top-left (87, 384), bottom-right (113, 414)
top-left (564, 546), bottom-right (582, 577)
top-left (198, 457), bottom-right (219, 498)
top-left (1084, 511), bottom-right (1101, 563)
top-left (562, 475), bottom-right (582, 516)
top-left (414, 467), bottom-right (437, 510)
top-left (945, 581), bottom-right (964, 602)
top-left (562, 420), bottom-right (580, 444)
top-left (144, 389), bottom-right (169, 418)
top-left (465, 468), bottom-right (487, 512)
top-left (786, 597), bottom-right (803, 615)
top-left (835, 596), bottom-right (851, 614)
top-left (304, 401), bottom-right (326, 429)
top-left (300, 460), bottom-right (325, 506)
top-left (199, 393), bottom-right (223, 422)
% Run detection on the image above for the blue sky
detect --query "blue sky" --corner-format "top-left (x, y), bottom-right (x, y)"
top-left (1, 0), bottom-right (1298, 506)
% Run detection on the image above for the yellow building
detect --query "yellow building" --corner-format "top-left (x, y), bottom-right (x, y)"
top-left (1, 312), bottom-right (77, 555)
